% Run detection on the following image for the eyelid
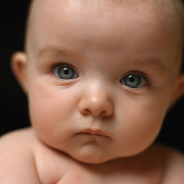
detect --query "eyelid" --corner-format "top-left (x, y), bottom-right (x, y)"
top-left (50, 62), bottom-right (79, 76)
top-left (50, 62), bottom-right (78, 72)
top-left (122, 71), bottom-right (151, 85)
top-left (50, 62), bottom-right (79, 80)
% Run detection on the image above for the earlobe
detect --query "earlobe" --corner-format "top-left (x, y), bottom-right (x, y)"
top-left (11, 52), bottom-right (28, 94)
top-left (169, 73), bottom-right (184, 108)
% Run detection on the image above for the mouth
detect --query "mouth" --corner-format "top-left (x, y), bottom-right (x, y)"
top-left (78, 129), bottom-right (109, 137)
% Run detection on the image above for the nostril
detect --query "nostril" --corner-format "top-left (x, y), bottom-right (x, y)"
top-left (78, 95), bottom-right (114, 117)
top-left (102, 110), bottom-right (107, 115)
top-left (102, 109), bottom-right (113, 117)
top-left (81, 108), bottom-right (91, 115)
top-left (82, 109), bottom-right (111, 117)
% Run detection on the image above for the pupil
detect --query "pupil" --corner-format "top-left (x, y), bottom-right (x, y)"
top-left (129, 77), bottom-right (135, 83)
top-left (64, 69), bottom-right (69, 75)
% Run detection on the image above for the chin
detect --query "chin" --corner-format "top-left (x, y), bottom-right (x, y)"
top-left (69, 150), bottom-right (111, 164)
top-left (74, 156), bottom-right (109, 164)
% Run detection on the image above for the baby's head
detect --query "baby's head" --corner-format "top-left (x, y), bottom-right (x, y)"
top-left (11, 0), bottom-right (184, 163)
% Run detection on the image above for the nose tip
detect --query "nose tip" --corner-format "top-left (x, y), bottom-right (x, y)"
top-left (79, 96), bottom-right (113, 117)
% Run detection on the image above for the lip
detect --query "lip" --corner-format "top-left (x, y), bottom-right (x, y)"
top-left (78, 129), bottom-right (109, 137)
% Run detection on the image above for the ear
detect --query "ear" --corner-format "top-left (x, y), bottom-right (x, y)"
top-left (11, 52), bottom-right (28, 94)
top-left (169, 73), bottom-right (184, 108)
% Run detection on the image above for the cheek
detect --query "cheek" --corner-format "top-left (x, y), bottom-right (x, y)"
top-left (114, 90), bottom-right (171, 155)
top-left (28, 78), bottom-right (78, 143)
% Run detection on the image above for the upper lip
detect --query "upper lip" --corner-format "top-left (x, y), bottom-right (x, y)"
top-left (78, 129), bottom-right (108, 137)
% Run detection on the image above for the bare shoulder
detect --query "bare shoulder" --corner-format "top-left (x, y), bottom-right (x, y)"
top-left (1, 126), bottom-right (36, 141)
top-left (150, 143), bottom-right (184, 184)
top-left (0, 127), bottom-right (38, 154)
top-left (0, 127), bottom-right (41, 183)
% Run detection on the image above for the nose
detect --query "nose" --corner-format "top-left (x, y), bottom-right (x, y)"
top-left (78, 89), bottom-right (114, 117)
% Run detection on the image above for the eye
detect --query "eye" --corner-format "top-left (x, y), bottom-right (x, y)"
top-left (53, 66), bottom-right (79, 80)
top-left (120, 74), bottom-right (146, 88)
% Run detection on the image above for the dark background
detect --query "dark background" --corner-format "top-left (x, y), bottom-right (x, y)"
top-left (0, 0), bottom-right (184, 153)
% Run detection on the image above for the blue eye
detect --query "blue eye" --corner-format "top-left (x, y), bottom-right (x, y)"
top-left (53, 66), bottom-right (78, 80)
top-left (120, 74), bottom-right (146, 88)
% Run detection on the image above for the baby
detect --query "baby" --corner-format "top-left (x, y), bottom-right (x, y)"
top-left (0, 0), bottom-right (184, 183)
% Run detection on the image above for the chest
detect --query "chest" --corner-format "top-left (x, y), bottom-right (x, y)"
top-left (57, 169), bottom-right (162, 184)
top-left (36, 149), bottom-right (163, 184)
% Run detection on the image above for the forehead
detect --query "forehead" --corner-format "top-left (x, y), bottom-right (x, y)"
top-left (28, 0), bottom-right (182, 26)
top-left (26, 0), bottom-right (183, 75)
top-left (27, 0), bottom-right (179, 47)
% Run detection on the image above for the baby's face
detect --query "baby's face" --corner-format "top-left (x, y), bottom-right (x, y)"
top-left (25, 0), bottom-right (182, 163)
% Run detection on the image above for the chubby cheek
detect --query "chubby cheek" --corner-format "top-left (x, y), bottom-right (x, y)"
top-left (114, 90), bottom-right (171, 156)
top-left (28, 77), bottom-right (78, 148)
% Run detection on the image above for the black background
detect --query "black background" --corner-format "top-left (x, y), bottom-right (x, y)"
top-left (0, 0), bottom-right (184, 153)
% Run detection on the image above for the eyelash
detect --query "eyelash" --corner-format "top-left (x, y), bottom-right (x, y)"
top-left (50, 63), bottom-right (151, 86)
top-left (123, 71), bottom-right (151, 84)
top-left (50, 63), bottom-right (75, 71)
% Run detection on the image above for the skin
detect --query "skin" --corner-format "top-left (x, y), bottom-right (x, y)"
top-left (0, 0), bottom-right (184, 183)
top-left (25, 0), bottom-right (183, 163)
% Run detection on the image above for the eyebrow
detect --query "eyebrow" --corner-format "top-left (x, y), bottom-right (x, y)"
top-left (37, 47), bottom-right (81, 60)
top-left (37, 46), bottom-right (167, 72)
top-left (134, 57), bottom-right (167, 72)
